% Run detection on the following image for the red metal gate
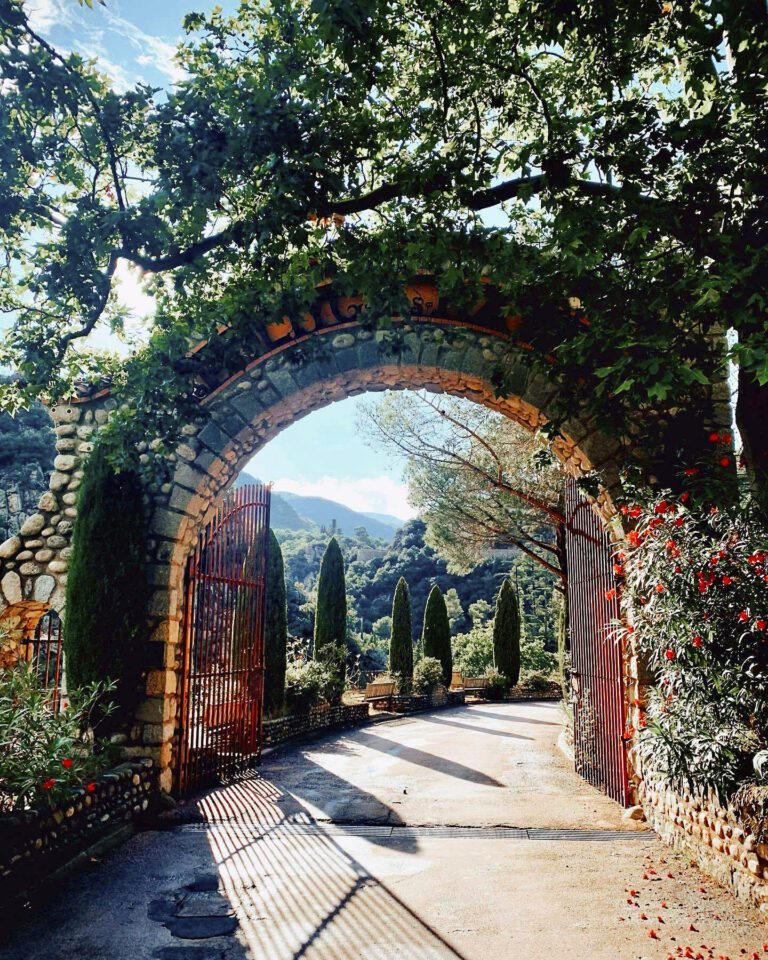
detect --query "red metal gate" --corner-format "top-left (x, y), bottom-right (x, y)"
top-left (177, 483), bottom-right (271, 795)
top-left (565, 477), bottom-right (629, 805)
top-left (29, 610), bottom-right (64, 713)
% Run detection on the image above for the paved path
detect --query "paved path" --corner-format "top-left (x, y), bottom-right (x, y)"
top-left (2, 701), bottom-right (767, 959)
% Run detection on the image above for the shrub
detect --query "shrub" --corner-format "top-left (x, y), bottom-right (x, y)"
top-left (622, 493), bottom-right (768, 798)
top-left (0, 661), bottom-right (116, 812)
top-left (389, 577), bottom-right (413, 682)
top-left (314, 642), bottom-right (346, 705)
top-left (413, 656), bottom-right (444, 695)
top-left (283, 645), bottom-right (345, 714)
top-left (492, 580), bottom-right (521, 686)
top-left (519, 670), bottom-right (557, 693)
top-left (421, 586), bottom-right (452, 685)
top-left (284, 659), bottom-right (325, 714)
top-left (264, 530), bottom-right (288, 716)
top-left (481, 668), bottom-right (510, 701)
top-left (65, 445), bottom-right (149, 732)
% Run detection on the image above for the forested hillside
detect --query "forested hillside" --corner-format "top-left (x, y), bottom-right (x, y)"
top-left (0, 384), bottom-right (55, 542)
top-left (275, 519), bottom-right (558, 651)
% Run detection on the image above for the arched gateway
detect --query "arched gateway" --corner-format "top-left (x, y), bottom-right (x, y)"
top-left (0, 284), bottom-right (732, 795)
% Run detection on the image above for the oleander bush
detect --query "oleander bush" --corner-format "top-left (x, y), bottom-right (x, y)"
top-left (621, 491), bottom-right (768, 799)
top-left (0, 660), bottom-right (116, 812)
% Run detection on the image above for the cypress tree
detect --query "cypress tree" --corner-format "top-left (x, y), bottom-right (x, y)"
top-left (314, 537), bottom-right (347, 684)
top-left (389, 577), bottom-right (413, 681)
top-left (493, 579), bottom-right (521, 686)
top-left (422, 585), bottom-right (452, 685)
top-left (64, 445), bottom-right (150, 731)
top-left (264, 530), bottom-right (288, 716)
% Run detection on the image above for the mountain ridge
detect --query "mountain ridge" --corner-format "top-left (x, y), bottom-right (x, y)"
top-left (235, 473), bottom-right (401, 540)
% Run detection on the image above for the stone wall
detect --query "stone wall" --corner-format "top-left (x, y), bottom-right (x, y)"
top-left (0, 759), bottom-right (157, 903)
top-left (262, 703), bottom-right (370, 747)
top-left (641, 781), bottom-right (768, 911)
top-left (391, 689), bottom-right (466, 713)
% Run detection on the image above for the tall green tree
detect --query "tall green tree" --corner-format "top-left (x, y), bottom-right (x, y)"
top-left (264, 529), bottom-right (288, 716)
top-left (64, 444), bottom-right (149, 731)
top-left (493, 580), bottom-right (521, 687)
top-left (314, 537), bottom-right (347, 684)
top-left (3, 0), bottom-right (768, 514)
top-left (389, 577), bottom-right (413, 682)
top-left (422, 585), bottom-right (452, 686)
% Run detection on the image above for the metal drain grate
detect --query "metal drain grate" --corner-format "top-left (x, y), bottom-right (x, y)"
top-left (190, 820), bottom-right (655, 842)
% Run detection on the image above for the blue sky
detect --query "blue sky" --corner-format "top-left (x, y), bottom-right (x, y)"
top-left (27, 0), bottom-right (415, 519)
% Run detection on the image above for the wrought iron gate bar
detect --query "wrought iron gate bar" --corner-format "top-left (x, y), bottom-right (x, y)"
top-left (565, 477), bottom-right (629, 806)
top-left (177, 483), bottom-right (271, 796)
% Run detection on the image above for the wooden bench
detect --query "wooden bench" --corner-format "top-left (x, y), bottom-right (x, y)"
top-left (363, 679), bottom-right (396, 708)
top-left (450, 672), bottom-right (489, 692)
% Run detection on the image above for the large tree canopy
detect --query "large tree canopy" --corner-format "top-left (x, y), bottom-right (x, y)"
top-left (1, 0), bottom-right (767, 499)
top-left (359, 391), bottom-right (566, 581)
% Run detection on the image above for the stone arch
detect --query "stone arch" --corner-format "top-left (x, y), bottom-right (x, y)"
top-left (0, 301), bottom-right (733, 790)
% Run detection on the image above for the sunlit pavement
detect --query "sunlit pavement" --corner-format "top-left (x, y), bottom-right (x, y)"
top-left (2, 702), bottom-right (766, 960)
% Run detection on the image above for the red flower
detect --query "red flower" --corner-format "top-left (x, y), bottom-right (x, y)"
top-left (680, 492), bottom-right (690, 502)
top-left (629, 506), bottom-right (642, 518)
top-left (684, 467), bottom-right (700, 476)
top-left (86, 782), bottom-right (96, 793)
top-left (613, 563), bottom-right (624, 576)
top-left (692, 636), bottom-right (702, 647)
top-left (625, 625), bottom-right (635, 635)
top-left (620, 505), bottom-right (629, 515)
top-left (665, 539), bottom-right (677, 550)
top-left (655, 583), bottom-right (665, 593)
top-left (605, 588), bottom-right (617, 601)
top-left (709, 432), bottom-right (720, 442)
top-left (722, 575), bottom-right (733, 586)
top-left (739, 610), bottom-right (749, 622)
top-left (62, 758), bottom-right (73, 769)
top-left (42, 778), bottom-right (56, 791)
top-left (674, 565), bottom-right (682, 574)
top-left (719, 456), bottom-right (731, 467)
top-left (723, 432), bottom-right (732, 443)
top-left (627, 530), bottom-right (641, 546)
top-left (664, 648), bottom-right (675, 660)
top-left (655, 500), bottom-right (669, 514)
top-left (674, 517), bottom-right (684, 528)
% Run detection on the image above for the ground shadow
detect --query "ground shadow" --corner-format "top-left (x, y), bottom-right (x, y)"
top-left (467, 706), bottom-right (561, 727)
top-left (417, 713), bottom-right (534, 741)
top-left (352, 730), bottom-right (504, 787)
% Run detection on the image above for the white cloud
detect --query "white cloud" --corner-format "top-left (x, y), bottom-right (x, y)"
top-left (272, 476), bottom-right (417, 521)
top-left (26, 0), bottom-right (65, 32)
top-left (103, 11), bottom-right (186, 85)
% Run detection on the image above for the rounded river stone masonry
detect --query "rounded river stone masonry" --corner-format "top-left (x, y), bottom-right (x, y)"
top-left (0, 315), bottom-right (733, 794)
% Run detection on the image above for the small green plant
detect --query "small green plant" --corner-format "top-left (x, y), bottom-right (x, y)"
top-left (390, 670), bottom-right (412, 696)
top-left (412, 656), bottom-right (444, 695)
top-left (0, 660), bottom-right (116, 812)
top-left (283, 645), bottom-right (345, 714)
top-left (482, 668), bottom-right (510, 701)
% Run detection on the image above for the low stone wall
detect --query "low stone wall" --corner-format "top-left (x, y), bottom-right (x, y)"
top-left (262, 703), bottom-right (370, 747)
top-left (391, 689), bottom-right (466, 713)
top-left (0, 759), bottom-right (158, 903)
top-left (641, 781), bottom-right (768, 911)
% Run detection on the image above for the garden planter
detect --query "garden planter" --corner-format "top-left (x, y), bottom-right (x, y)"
top-left (265, 317), bottom-right (294, 342)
